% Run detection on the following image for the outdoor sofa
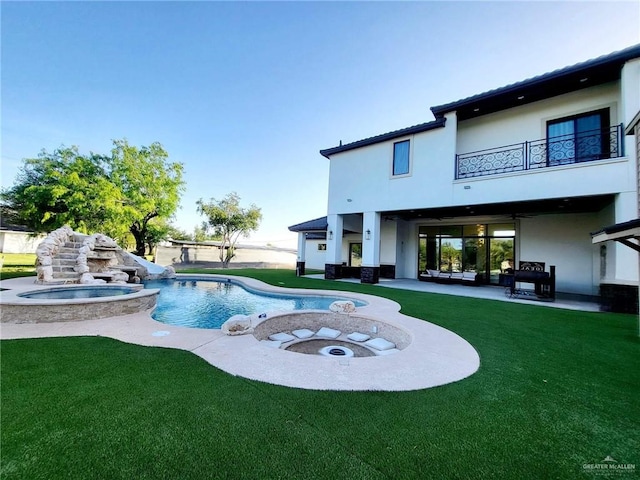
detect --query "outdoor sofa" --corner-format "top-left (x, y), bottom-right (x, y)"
top-left (419, 269), bottom-right (479, 285)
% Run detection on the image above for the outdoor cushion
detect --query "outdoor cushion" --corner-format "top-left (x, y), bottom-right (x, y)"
top-left (364, 337), bottom-right (396, 351)
top-left (292, 328), bottom-right (315, 339)
top-left (260, 340), bottom-right (282, 348)
top-left (462, 272), bottom-right (477, 281)
top-left (269, 332), bottom-right (295, 342)
top-left (347, 332), bottom-right (370, 342)
top-left (315, 327), bottom-right (341, 339)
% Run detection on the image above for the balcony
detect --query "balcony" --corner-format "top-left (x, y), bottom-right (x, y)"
top-left (455, 124), bottom-right (624, 180)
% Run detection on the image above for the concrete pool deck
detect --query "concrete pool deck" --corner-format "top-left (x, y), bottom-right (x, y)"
top-left (0, 274), bottom-right (536, 391)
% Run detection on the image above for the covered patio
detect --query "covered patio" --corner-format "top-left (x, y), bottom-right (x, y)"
top-left (303, 274), bottom-right (600, 312)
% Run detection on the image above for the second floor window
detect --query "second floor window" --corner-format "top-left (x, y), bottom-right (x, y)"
top-left (393, 140), bottom-right (410, 176)
top-left (547, 109), bottom-right (610, 165)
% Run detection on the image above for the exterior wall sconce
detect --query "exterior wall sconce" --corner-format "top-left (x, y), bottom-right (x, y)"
top-left (328, 230), bottom-right (333, 240)
top-left (365, 229), bottom-right (371, 240)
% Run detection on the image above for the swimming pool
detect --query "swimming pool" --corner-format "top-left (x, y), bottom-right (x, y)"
top-left (146, 278), bottom-right (366, 329)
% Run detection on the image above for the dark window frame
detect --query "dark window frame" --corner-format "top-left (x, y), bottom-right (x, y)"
top-left (392, 139), bottom-right (410, 176)
top-left (546, 108), bottom-right (610, 165)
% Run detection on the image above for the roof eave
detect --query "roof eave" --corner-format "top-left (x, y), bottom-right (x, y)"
top-left (431, 44), bottom-right (640, 121)
top-left (288, 216), bottom-right (329, 232)
top-left (320, 117), bottom-right (446, 158)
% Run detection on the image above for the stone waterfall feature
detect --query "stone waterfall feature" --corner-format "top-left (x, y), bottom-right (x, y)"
top-left (35, 226), bottom-right (176, 285)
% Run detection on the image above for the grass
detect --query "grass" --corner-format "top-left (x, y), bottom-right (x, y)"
top-left (2, 268), bottom-right (639, 479)
top-left (0, 253), bottom-right (36, 279)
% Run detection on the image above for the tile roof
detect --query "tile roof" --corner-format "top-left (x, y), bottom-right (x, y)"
top-left (288, 216), bottom-right (328, 232)
top-left (431, 43), bottom-right (640, 120)
top-left (320, 44), bottom-right (640, 157)
top-left (319, 118), bottom-right (445, 159)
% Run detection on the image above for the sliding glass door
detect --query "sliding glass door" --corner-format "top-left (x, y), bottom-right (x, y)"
top-left (418, 223), bottom-right (514, 284)
top-left (547, 109), bottom-right (609, 165)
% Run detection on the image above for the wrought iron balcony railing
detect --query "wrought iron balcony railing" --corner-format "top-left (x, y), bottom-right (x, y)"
top-left (455, 124), bottom-right (624, 180)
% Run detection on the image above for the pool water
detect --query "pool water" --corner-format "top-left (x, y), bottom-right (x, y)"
top-left (18, 286), bottom-right (137, 300)
top-left (146, 279), bottom-right (366, 329)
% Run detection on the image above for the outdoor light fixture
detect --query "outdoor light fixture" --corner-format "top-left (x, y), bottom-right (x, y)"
top-left (365, 229), bottom-right (371, 240)
top-left (328, 230), bottom-right (333, 240)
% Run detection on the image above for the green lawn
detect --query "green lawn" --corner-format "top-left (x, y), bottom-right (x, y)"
top-left (2, 269), bottom-right (639, 479)
top-left (0, 253), bottom-right (36, 279)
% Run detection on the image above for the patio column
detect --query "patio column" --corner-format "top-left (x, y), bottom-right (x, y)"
top-left (361, 211), bottom-right (381, 284)
top-left (614, 191), bottom-right (639, 283)
top-left (325, 214), bottom-right (344, 279)
top-left (296, 232), bottom-right (306, 276)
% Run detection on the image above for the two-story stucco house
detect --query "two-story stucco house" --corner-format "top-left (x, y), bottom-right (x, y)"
top-left (290, 44), bottom-right (640, 309)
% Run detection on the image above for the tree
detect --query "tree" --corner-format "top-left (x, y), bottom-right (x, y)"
top-left (193, 224), bottom-right (220, 243)
top-left (0, 146), bottom-right (126, 238)
top-left (0, 140), bottom-right (185, 256)
top-left (108, 139), bottom-right (185, 256)
top-left (166, 224), bottom-right (191, 242)
top-left (196, 192), bottom-right (262, 268)
top-left (144, 219), bottom-right (172, 261)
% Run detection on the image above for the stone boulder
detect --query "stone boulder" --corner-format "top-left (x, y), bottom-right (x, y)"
top-left (329, 300), bottom-right (357, 314)
top-left (221, 314), bottom-right (254, 336)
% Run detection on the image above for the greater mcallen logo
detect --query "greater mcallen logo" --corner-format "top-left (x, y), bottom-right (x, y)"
top-left (583, 456), bottom-right (636, 476)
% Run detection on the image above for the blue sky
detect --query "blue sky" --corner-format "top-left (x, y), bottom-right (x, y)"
top-left (2, 1), bottom-right (639, 247)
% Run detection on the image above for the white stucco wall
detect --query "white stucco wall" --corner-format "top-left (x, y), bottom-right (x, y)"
top-left (303, 239), bottom-right (328, 270)
top-left (518, 212), bottom-right (612, 295)
top-left (380, 220), bottom-right (397, 265)
top-left (456, 82), bottom-right (620, 154)
top-left (622, 58), bottom-right (640, 127)
top-left (327, 113), bottom-right (458, 215)
top-left (328, 81), bottom-right (636, 216)
top-left (0, 231), bottom-right (46, 254)
top-left (453, 80), bottom-right (636, 208)
top-left (395, 221), bottom-right (418, 279)
top-left (613, 191), bottom-right (640, 283)
top-left (452, 158), bottom-right (634, 207)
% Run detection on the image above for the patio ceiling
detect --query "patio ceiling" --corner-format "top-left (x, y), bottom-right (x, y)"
top-left (383, 194), bottom-right (614, 222)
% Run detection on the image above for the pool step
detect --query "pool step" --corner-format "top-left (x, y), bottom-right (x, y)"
top-left (49, 243), bottom-right (82, 282)
top-left (51, 271), bottom-right (80, 280)
top-left (46, 240), bottom-right (123, 283)
top-left (52, 258), bottom-right (77, 268)
top-left (52, 264), bottom-right (76, 271)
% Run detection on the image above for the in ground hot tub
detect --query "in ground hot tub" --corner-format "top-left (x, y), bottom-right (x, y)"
top-left (252, 311), bottom-right (411, 357)
top-left (18, 286), bottom-right (138, 300)
top-left (1, 284), bottom-right (158, 324)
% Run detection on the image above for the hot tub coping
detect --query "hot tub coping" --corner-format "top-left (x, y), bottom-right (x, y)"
top-left (252, 310), bottom-right (412, 350)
